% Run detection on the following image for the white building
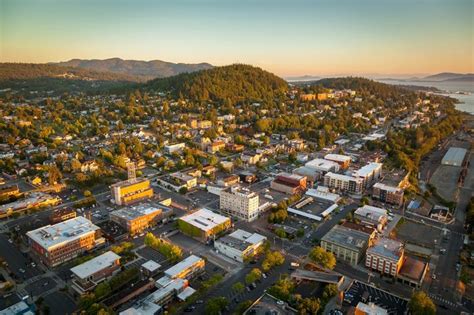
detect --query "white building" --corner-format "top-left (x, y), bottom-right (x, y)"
top-left (164, 143), bottom-right (185, 154)
top-left (323, 172), bottom-right (363, 194)
top-left (214, 229), bottom-right (266, 262)
top-left (324, 154), bottom-right (351, 168)
top-left (305, 158), bottom-right (340, 173)
top-left (220, 186), bottom-right (260, 222)
top-left (353, 162), bottom-right (383, 187)
top-left (354, 205), bottom-right (388, 231)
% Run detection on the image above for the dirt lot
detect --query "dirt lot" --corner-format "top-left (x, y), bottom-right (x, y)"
top-left (395, 219), bottom-right (441, 249)
top-left (429, 165), bottom-right (461, 201)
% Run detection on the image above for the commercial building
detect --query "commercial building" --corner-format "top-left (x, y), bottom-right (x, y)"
top-left (398, 256), bottom-right (429, 288)
top-left (70, 251), bottom-right (121, 295)
top-left (305, 158), bottom-right (340, 174)
top-left (354, 302), bottom-right (388, 315)
top-left (353, 162), bottom-right (383, 188)
top-left (50, 208), bottom-right (76, 224)
top-left (324, 154), bottom-right (352, 169)
top-left (0, 192), bottom-right (61, 218)
top-left (214, 229), bottom-right (266, 262)
top-left (110, 178), bottom-right (154, 206)
top-left (366, 237), bottom-right (404, 277)
top-left (177, 208), bottom-right (231, 243)
top-left (306, 187), bottom-right (341, 203)
top-left (157, 172), bottom-right (197, 192)
top-left (164, 143), bottom-right (185, 154)
top-left (27, 216), bottom-right (104, 267)
top-left (323, 172), bottom-right (363, 194)
top-left (441, 147), bottom-right (467, 166)
top-left (372, 183), bottom-right (404, 206)
top-left (220, 186), bottom-right (259, 222)
top-left (110, 204), bottom-right (163, 235)
top-left (341, 222), bottom-right (377, 246)
top-left (164, 255), bottom-right (205, 280)
top-left (354, 205), bottom-right (388, 232)
top-left (0, 184), bottom-right (20, 198)
top-left (321, 225), bottom-right (370, 265)
top-left (270, 172), bottom-right (307, 195)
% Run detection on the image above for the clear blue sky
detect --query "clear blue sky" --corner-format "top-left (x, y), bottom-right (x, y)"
top-left (1, 0), bottom-right (473, 76)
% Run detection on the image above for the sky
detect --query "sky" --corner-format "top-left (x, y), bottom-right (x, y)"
top-left (1, 0), bottom-right (473, 77)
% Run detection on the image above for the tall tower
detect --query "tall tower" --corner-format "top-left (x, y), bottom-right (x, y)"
top-left (127, 162), bottom-right (136, 180)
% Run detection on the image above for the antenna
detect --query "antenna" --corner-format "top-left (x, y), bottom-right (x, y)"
top-left (127, 162), bottom-right (136, 180)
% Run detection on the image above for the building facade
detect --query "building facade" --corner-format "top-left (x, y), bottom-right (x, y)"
top-left (320, 225), bottom-right (369, 266)
top-left (177, 208), bottom-right (231, 243)
top-left (220, 186), bottom-right (259, 222)
top-left (214, 229), bottom-right (266, 262)
top-left (110, 178), bottom-right (154, 206)
top-left (110, 204), bottom-right (163, 235)
top-left (366, 237), bottom-right (404, 277)
top-left (324, 172), bottom-right (363, 194)
top-left (372, 183), bottom-right (404, 206)
top-left (270, 173), bottom-right (307, 195)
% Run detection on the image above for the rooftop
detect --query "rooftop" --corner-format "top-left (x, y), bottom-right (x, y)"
top-left (179, 208), bottom-right (230, 232)
top-left (373, 182), bottom-right (402, 193)
top-left (353, 162), bottom-right (382, 178)
top-left (110, 178), bottom-right (149, 188)
top-left (216, 229), bottom-right (266, 251)
top-left (398, 256), bottom-right (428, 281)
top-left (141, 260), bottom-right (161, 273)
top-left (306, 188), bottom-right (341, 203)
top-left (224, 185), bottom-right (258, 198)
top-left (325, 172), bottom-right (362, 183)
top-left (164, 255), bottom-right (204, 279)
top-left (26, 216), bottom-right (100, 250)
top-left (356, 302), bottom-right (388, 315)
top-left (367, 237), bottom-right (403, 261)
top-left (306, 158), bottom-right (339, 171)
top-left (321, 225), bottom-right (369, 250)
top-left (341, 222), bottom-right (376, 235)
top-left (355, 205), bottom-right (388, 221)
top-left (71, 251), bottom-right (120, 279)
top-left (442, 147), bottom-right (467, 166)
top-left (110, 204), bottom-right (162, 221)
top-left (324, 153), bottom-right (352, 163)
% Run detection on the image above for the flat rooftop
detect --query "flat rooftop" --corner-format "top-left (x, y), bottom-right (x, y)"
top-left (164, 255), bottom-right (204, 279)
top-left (325, 172), bottom-right (361, 183)
top-left (110, 204), bottom-right (162, 221)
top-left (306, 158), bottom-right (339, 171)
top-left (179, 208), bottom-right (230, 232)
top-left (373, 182), bottom-right (402, 193)
top-left (442, 147), bottom-right (467, 166)
top-left (26, 216), bottom-right (100, 250)
top-left (306, 188), bottom-right (341, 203)
top-left (216, 229), bottom-right (266, 251)
top-left (110, 178), bottom-right (149, 188)
top-left (71, 251), bottom-right (120, 279)
top-left (367, 237), bottom-right (403, 261)
top-left (353, 162), bottom-right (382, 178)
top-left (355, 205), bottom-right (388, 220)
top-left (324, 153), bottom-right (351, 163)
top-left (321, 225), bottom-right (369, 250)
top-left (141, 260), bottom-right (161, 273)
top-left (398, 256), bottom-right (428, 282)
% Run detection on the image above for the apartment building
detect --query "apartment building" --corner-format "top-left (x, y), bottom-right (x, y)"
top-left (372, 183), bottom-right (404, 206)
top-left (366, 237), bottom-right (404, 277)
top-left (323, 172), bottom-right (363, 194)
top-left (354, 205), bottom-right (388, 232)
top-left (164, 255), bottom-right (205, 280)
top-left (353, 162), bottom-right (383, 188)
top-left (110, 178), bottom-right (154, 206)
top-left (220, 186), bottom-right (259, 222)
top-left (27, 217), bottom-right (104, 267)
top-left (305, 158), bottom-right (340, 174)
top-left (70, 251), bottom-right (121, 295)
top-left (110, 204), bottom-right (163, 235)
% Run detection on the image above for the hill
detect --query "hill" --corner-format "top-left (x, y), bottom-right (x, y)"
top-left (146, 64), bottom-right (288, 102)
top-left (0, 63), bottom-right (140, 82)
top-left (422, 72), bottom-right (474, 82)
top-left (54, 58), bottom-right (213, 80)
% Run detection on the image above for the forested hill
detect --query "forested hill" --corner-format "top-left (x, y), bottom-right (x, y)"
top-left (145, 64), bottom-right (288, 102)
top-left (0, 63), bottom-right (140, 82)
top-left (310, 77), bottom-right (412, 98)
top-left (54, 58), bottom-right (213, 81)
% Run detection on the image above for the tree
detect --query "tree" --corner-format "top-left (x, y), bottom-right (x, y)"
top-left (83, 190), bottom-right (92, 197)
top-left (309, 246), bottom-right (336, 270)
top-left (409, 291), bottom-right (436, 315)
top-left (297, 297), bottom-right (320, 314)
top-left (245, 268), bottom-right (262, 284)
top-left (262, 251), bottom-right (285, 272)
top-left (71, 158), bottom-right (82, 172)
top-left (47, 166), bottom-right (62, 185)
top-left (205, 296), bottom-right (228, 315)
top-left (232, 282), bottom-right (245, 294)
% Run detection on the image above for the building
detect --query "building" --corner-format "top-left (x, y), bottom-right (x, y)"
top-left (353, 162), bottom-right (383, 188)
top-left (164, 255), bottom-right (205, 280)
top-left (177, 208), bottom-right (231, 243)
top-left (26, 216), bottom-right (104, 267)
top-left (81, 160), bottom-right (99, 173)
top-left (70, 251), bottom-right (121, 295)
top-left (141, 260), bottom-right (161, 278)
top-left (110, 204), bottom-right (163, 235)
top-left (398, 256), bottom-right (429, 288)
top-left (220, 186), bottom-right (260, 222)
top-left (354, 302), bottom-right (388, 315)
top-left (214, 229), bottom-right (266, 262)
top-left (0, 184), bottom-right (20, 199)
top-left (50, 208), bottom-right (76, 224)
top-left (207, 141), bottom-right (226, 153)
top-left (305, 158), bottom-right (340, 174)
top-left (321, 225), bottom-right (369, 265)
top-left (366, 237), bottom-right (404, 277)
top-left (243, 293), bottom-right (297, 315)
top-left (270, 172), bottom-right (307, 195)
top-left (341, 222), bottom-right (377, 246)
top-left (324, 172), bottom-right (363, 194)
top-left (324, 154), bottom-right (352, 169)
top-left (354, 205), bottom-right (388, 232)
top-left (305, 187), bottom-right (341, 203)
top-left (441, 147), bottom-right (467, 166)
top-left (0, 192), bottom-right (61, 218)
top-left (0, 301), bottom-right (36, 315)
top-left (164, 143), bottom-right (185, 154)
top-left (110, 178), bottom-right (154, 206)
top-left (217, 175), bottom-right (240, 187)
top-left (300, 93), bottom-right (317, 101)
top-left (372, 183), bottom-right (404, 206)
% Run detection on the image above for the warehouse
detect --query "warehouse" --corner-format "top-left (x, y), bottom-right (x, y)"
top-left (441, 147), bottom-right (467, 167)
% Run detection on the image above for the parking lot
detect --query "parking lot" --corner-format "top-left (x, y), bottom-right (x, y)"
top-left (25, 276), bottom-right (56, 296)
top-left (395, 219), bottom-right (441, 249)
top-left (429, 165), bottom-right (461, 202)
top-left (0, 234), bottom-right (42, 280)
top-left (344, 281), bottom-right (408, 314)
top-left (43, 291), bottom-right (76, 315)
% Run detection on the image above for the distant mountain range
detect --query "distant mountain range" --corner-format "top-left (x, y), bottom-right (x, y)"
top-left (380, 72), bottom-right (473, 82)
top-left (53, 58), bottom-right (213, 81)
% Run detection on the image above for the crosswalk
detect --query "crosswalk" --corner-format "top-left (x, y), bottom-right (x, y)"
top-left (428, 293), bottom-right (458, 308)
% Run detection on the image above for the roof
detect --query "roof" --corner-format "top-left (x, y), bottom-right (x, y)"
top-left (110, 204), bottom-right (162, 221)
top-left (324, 154), bottom-right (351, 163)
top-left (306, 188), bottom-right (341, 202)
top-left (356, 302), bottom-right (388, 315)
top-left (119, 302), bottom-right (161, 315)
top-left (441, 147), bottom-right (467, 166)
top-left (341, 222), bottom-right (376, 235)
top-left (164, 255), bottom-right (204, 279)
top-left (26, 216), bottom-right (100, 250)
top-left (305, 158), bottom-right (339, 172)
top-left (0, 301), bottom-right (33, 315)
top-left (325, 172), bottom-right (362, 183)
top-left (110, 178), bottom-right (149, 188)
top-left (322, 225), bottom-right (369, 250)
top-left (179, 208), bottom-right (230, 232)
top-left (355, 205), bottom-right (388, 221)
top-left (398, 256), bottom-right (428, 281)
top-left (141, 260), bottom-right (161, 272)
top-left (71, 251), bottom-right (120, 279)
top-left (367, 237), bottom-right (403, 261)
top-left (353, 162), bottom-right (382, 178)
top-left (373, 182), bottom-right (402, 193)
top-left (177, 286), bottom-right (196, 301)
top-left (223, 185), bottom-right (258, 198)
top-left (216, 229), bottom-right (266, 251)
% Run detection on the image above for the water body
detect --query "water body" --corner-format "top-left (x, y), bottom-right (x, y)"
top-left (378, 79), bottom-right (474, 115)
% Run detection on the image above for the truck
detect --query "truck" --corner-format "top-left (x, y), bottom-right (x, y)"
top-left (290, 262), bottom-right (300, 270)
